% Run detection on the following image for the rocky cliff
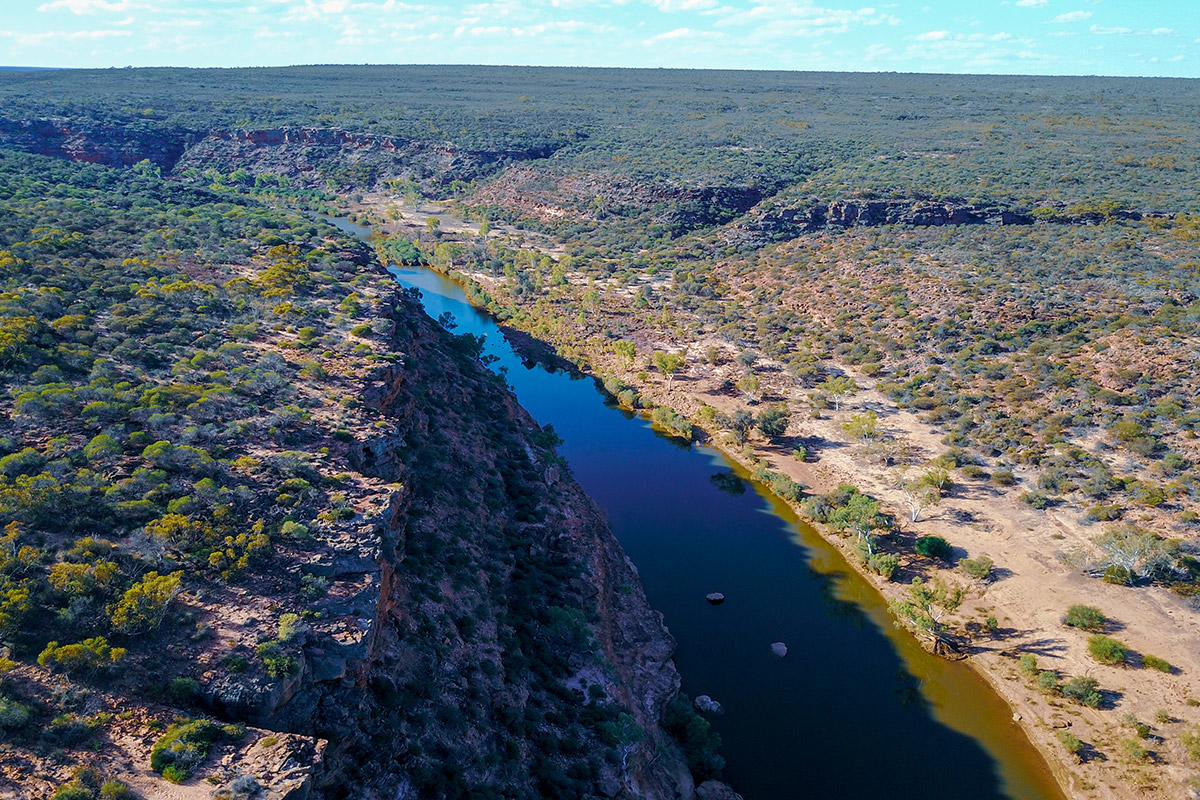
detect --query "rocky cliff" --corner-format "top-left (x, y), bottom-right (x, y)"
top-left (211, 287), bottom-right (695, 800)
top-left (0, 118), bottom-right (566, 192)
top-left (719, 197), bottom-right (1172, 246)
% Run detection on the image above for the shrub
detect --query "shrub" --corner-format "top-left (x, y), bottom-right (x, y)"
top-left (99, 781), bottom-right (135, 800)
top-left (960, 555), bottom-right (994, 580)
top-left (1087, 634), bottom-right (1129, 666)
top-left (0, 695), bottom-right (31, 730)
top-left (1037, 671), bottom-right (1060, 693)
top-left (1057, 730), bottom-right (1083, 759)
top-left (167, 677), bottom-right (201, 703)
top-left (38, 637), bottom-right (126, 675)
top-left (278, 613), bottom-right (305, 643)
top-left (1019, 491), bottom-right (1049, 509)
top-left (662, 694), bottom-right (724, 781)
top-left (1183, 726), bottom-right (1200, 762)
top-left (1062, 676), bottom-right (1103, 708)
top-left (1018, 653), bottom-right (1038, 677)
top-left (1142, 654), bottom-right (1172, 673)
top-left (1121, 738), bottom-right (1149, 762)
top-left (256, 640), bottom-right (299, 678)
top-left (51, 782), bottom-right (92, 800)
top-left (990, 470), bottom-right (1016, 486)
top-left (150, 719), bottom-right (243, 781)
top-left (1086, 504), bottom-right (1123, 522)
top-left (1063, 605), bottom-right (1107, 632)
top-left (109, 571), bottom-right (182, 633)
top-left (914, 535), bottom-right (952, 561)
top-left (867, 552), bottom-right (900, 580)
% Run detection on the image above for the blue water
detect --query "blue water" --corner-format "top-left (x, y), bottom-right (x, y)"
top-left (378, 262), bottom-right (1065, 800)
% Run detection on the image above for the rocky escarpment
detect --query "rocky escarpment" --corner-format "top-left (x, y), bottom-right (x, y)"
top-left (217, 287), bottom-right (697, 800)
top-left (0, 119), bottom-right (568, 191)
top-left (0, 117), bottom-right (199, 169)
top-left (179, 127), bottom-right (566, 190)
top-left (720, 197), bottom-right (1172, 246)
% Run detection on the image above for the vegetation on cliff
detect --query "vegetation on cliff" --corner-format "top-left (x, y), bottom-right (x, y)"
top-left (0, 147), bottom-right (690, 799)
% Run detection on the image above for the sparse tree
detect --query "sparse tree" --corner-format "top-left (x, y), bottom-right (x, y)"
top-left (829, 491), bottom-right (888, 556)
top-left (819, 375), bottom-right (858, 412)
top-left (613, 340), bottom-right (636, 373)
top-left (652, 351), bottom-right (686, 392)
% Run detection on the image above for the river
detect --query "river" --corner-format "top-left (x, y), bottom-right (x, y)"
top-left (326, 215), bottom-right (1064, 800)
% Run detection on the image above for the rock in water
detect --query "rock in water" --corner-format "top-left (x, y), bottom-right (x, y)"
top-left (705, 592), bottom-right (725, 605)
top-left (770, 642), bottom-right (788, 658)
top-left (694, 695), bottom-right (723, 715)
top-left (697, 780), bottom-right (745, 800)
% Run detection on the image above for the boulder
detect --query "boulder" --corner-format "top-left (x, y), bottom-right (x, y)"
top-left (770, 642), bottom-right (788, 658)
top-left (696, 780), bottom-right (744, 800)
top-left (705, 592), bottom-right (725, 605)
top-left (693, 695), bottom-right (723, 715)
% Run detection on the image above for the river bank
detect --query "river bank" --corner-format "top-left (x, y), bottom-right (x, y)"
top-left (351, 197), bottom-right (1200, 800)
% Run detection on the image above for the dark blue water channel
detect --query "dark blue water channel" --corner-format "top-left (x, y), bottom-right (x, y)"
top-left (376, 261), bottom-right (1065, 800)
top-left (321, 206), bottom-right (1061, 799)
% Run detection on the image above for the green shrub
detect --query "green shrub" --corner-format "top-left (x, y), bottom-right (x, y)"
top-left (51, 782), bottom-right (92, 800)
top-left (99, 781), bottom-right (135, 800)
top-left (1057, 730), bottom-right (1083, 759)
top-left (1018, 653), bottom-right (1038, 677)
top-left (1183, 725), bottom-right (1200, 762)
top-left (867, 552), bottom-right (900, 580)
top-left (167, 677), bottom-right (201, 703)
top-left (990, 470), bottom-right (1016, 486)
top-left (278, 613), bottom-right (305, 643)
top-left (1019, 491), bottom-right (1049, 509)
top-left (662, 694), bottom-right (724, 781)
top-left (1086, 504), bottom-right (1123, 522)
top-left (1103, 565), bottom-right (1133, 585)
top-left (1063, 604), bottom-right (1107, 632)
top-left (38, 637), bottom-right (126, 674)
top-left (109, 571), bottom-right (182, 633)
top-left (0, 695), bottom-right (31, 730)
top-left (1142, 654), bottom-right (1171, 673)
top-left (1037, 671), bottom-right (1059, 693)
top-left (914, 535), bottom-right (952, 560)
top-left (150, 719), bottom-right (243, 781)
top-left (1087, 634), bottom-right (1129, 666)
top-left (256, 640), bottom-right (299, 678)
top-left (1062, 676), bottom-right (1103, 708)
top-left (960, 555), bottom-right (994, 580)
top-left (1121, 738), bottom-right (1149, 762)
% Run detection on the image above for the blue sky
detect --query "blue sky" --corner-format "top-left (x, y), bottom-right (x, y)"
top-left (2, 0), bottom-right (1196, 76)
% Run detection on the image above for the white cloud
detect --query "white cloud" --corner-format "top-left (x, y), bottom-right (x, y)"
top-left (1089, 24), bottom-right (1175, 36)
top-left (649, 0), bottom-right (719, 10)
top-left (1014, 0), bottom-right (1047, 6)
top-left (642, 26), bottom-right (696, 43)
top-left (1, 27), bottom-right (133, 44)
top-left (863, 41), bottom-right (891, 61)
top-left (914, 29), bottom-right (949, 40)
top-left (1051, 10), bottom-right (1092, 22)
top-left (37, 0), bottom-right (136, 13)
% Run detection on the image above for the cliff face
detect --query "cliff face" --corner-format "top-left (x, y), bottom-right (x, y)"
top-left (234, 288), bottom-right (691, 800)
top-left (178, 127), bottom-right (563, 189)
top-left (720, 197), bottom-right (1172, 246)
top-left (0, 118), bottom-right (565, 191)
top-left (0, 117), bottom-right (198, 169)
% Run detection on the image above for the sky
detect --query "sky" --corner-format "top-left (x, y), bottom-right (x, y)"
top-left (1, 0), bottom-right (1197, 77)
